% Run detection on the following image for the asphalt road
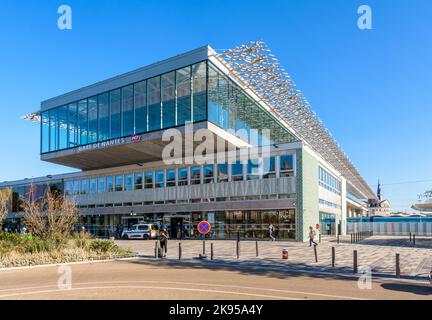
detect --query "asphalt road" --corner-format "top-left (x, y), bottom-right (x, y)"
top-left (0, 259), bottom-right (430, 300)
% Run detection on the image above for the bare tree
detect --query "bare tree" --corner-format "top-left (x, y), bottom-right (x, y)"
top-left (0, 188), bottom-right (12, 227)
top-left (22, 190), bottom-right (79, 239)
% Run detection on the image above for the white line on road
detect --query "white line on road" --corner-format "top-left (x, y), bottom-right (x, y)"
top-left (0, 280), bottom-right (366, 300)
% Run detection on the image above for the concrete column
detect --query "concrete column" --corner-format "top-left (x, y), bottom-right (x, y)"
top-left (341, 176), bottom-right (347, 235)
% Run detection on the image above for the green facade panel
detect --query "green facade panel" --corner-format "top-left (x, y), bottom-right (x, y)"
top-left (296, 148), bottom-right (319, 241)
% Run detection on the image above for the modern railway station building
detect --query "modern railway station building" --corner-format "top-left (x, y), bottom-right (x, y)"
top-left (0, 42), bottom-right (376, 241)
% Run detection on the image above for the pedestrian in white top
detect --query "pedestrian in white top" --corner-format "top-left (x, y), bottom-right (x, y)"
top-left (269, 224), bottom-right (275, 241)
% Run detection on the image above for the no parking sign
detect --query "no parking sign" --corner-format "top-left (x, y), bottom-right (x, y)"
top-left (198, 221), bottom-right (211, 235)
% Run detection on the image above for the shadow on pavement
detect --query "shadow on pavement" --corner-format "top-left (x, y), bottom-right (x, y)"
top-left (380, 283), bottom-right (432, 295)
top-left (125, 256), bottom-right (417, 285)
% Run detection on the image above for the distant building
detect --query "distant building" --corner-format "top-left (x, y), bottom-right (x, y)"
top-left (367, 180), bottom-right (391, 216)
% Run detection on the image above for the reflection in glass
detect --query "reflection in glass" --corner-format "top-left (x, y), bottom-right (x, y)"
top-left (88, 96), bottom-right (98, 143)
top-left (192, 62), bottom-right (207, 122)
top-left (178, 167), bottom-right (188, 186)
top-left (176, 67), bottom-right (191, 125)
top-left (134, 81), bottom-right (147, 134)
top-left (162, 72), bottom-right (176, 128)
top-left (144, 171), bottom-right (153, 189)
top-left (122, 85), bottom-right (134, 136)
top-left (110, 89), bottom-right (121, 139)
top-left (148, 77), bottom-right (161, 131)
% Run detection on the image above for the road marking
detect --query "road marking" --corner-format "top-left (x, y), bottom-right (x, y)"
top-left (0, 285), bottom-right (302, 300)
top-left (0, 280), bottom-right (366, 300)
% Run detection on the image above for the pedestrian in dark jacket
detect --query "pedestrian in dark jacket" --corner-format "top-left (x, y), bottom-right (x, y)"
top-left (160, 228), bottom-right (169, 257)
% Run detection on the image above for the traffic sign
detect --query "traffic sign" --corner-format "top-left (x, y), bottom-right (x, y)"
top-left (197, 221), bottom-right (211, 235)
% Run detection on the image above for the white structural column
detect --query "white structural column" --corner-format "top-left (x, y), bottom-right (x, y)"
top-left (341, 176), bottom-right (347, 235)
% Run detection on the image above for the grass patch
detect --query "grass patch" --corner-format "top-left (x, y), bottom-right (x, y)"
top-left (0, 231), bottom-right (134, 268)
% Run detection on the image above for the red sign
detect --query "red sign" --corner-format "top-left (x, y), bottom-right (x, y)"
top-left (131, 135), bottom-right (141, 142)
top-left (316, 224), bottom-right (320, 230)
top-left (197, 221), bottom-right (211, 235)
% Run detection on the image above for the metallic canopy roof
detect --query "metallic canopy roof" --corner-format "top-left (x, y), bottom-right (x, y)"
top-left (213, 41), bottom-right (375, 199)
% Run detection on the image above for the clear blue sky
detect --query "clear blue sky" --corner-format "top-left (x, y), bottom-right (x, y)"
top-left (0, 0), bottom-right (431, 212)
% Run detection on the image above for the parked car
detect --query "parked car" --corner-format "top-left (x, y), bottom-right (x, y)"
top-left (121, 224), bottom-right (159, 240)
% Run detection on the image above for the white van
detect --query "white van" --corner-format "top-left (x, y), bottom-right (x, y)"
top-left (121, 224), bottom-right (159, 240)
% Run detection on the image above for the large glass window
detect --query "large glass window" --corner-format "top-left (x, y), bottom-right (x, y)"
top-left (65, 181), bottom-right (73, 196)
top-left (217, 163), bottom-right (228, 182)
top-left (41, 63), bottom-right (209, 153)
top-left (49, 108), bottom-right (58, 152)
top-left (58, 106), bottom-right (68, 150)
top-left (280, 155), bottom-right (294, 177)
top-left (73, 180), bottom-right (80, 195)
top-left (106, 176), bottom-right (114, 192)
top-left (88, 96), bottom-right (98, 143)
top-left (122, 85), bottom-right (134, 136)
top-left (98, 93), bottom-right (109, 141)
top-left (144, 171), bottom-right (153, 189)
top-left (203, 164), bottom-right (214, 184)
top-left (81, 179), bottom-right (87, 195)
top-left (68, 103), bottom-right (78, 148)
top-left (41, 111), bottom-right (50, 153)
top-left (208, 62), bottom-right (297, 146)
top-left (147, 76), bottom-right (161, 131)
top-left (89, 178), bottom-right (97, 194)
top-left (192, 62), bottom-right (207, 122)
top-left (124, 173), bottom-right (133, 191)
top-left (134, 81), bottom-right (147, 134)
top-left (262, 157), bottom-right (276, 179)
top-left (247, 160), bottom-right (260, 180)
top-left (77, 100), bottom-right (88, 145)
top-left (110, 89), bottom-right (121, 139)
top-left (231, 161), bottom-right (244, 181)
top-left (176, 67), bottom-right (191, 125)
top-left (191, 166), bottom-right (201, 185)
top-left (166, 168), bottom-right (176, 187)
top-left (208, 67), bottom-right (230, 130)
top-left (155, 170), bottom-right (164, 188)
top-left (97, 177), bottom-right (105, 193)
top-left (134, 172), bottom-right (143, 190)
top-left (178, 167), bottom-right (188, 186)
top-left (162, 72), bottom-right (176, 128)
top-left (115, 175), bottom-right (123, 192)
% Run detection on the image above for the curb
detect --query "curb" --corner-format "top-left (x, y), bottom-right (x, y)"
top-left (0, 256), bottom-right (140, 272)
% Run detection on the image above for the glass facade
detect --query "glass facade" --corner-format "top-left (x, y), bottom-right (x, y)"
top-left (207, 63), bottom-right (297, 146)
top-left (318, 166), bottom-right (341, 195)
top-left (41, 60), bottom-right (298, 154)
top-left (41, 62), bottom-right (207, 153)
top-left (64, 154), bottom-right (296, 197)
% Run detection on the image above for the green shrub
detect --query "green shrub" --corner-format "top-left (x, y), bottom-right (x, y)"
top-left (21, 238), bottom-right (56, 254)
top-left (0, 231), bottom-right (24, 246)
top-left (89, 239), bottom-right (115, 253)
top-left (75, 238), bottom-right (90, 250)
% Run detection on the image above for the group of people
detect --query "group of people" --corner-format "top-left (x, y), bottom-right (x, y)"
top-left (268, 224), bottom-right (319, 247)
top-left (267, 224), bottom-right (280, 241)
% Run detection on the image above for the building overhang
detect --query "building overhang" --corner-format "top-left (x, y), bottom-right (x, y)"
top-left (40, 122), bottom-right (253, 170)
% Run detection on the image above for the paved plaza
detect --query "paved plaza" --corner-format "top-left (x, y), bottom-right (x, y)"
top-left (117, 236), bottom-right (432, 281)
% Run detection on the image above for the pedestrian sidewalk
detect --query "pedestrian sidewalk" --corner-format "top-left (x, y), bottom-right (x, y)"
top-left (116, 236), bottom-right (432, 281)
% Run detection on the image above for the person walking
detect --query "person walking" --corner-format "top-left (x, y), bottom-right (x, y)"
top-left (268, 224), bottom-right (275, 241)
top-left (159, 227), bottom-right (169, 257)
top-left (176, 222), bottom-right (182, 240)
top-left (309, 226), bottom-right (318, 246)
